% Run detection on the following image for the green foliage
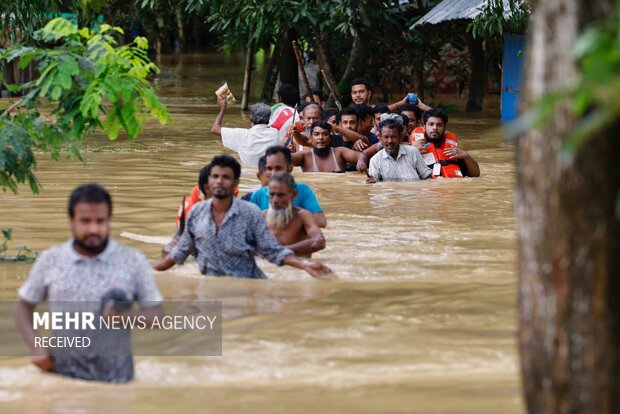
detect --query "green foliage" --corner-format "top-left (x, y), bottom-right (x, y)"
top-left (0, 17), bottom-right (171, 194)
top-left (187, 0), bottom-right (401, 51)
top-left (0, 228), bottom-right (37, 262)
top-left (468, 0), bottom-right (530, 39)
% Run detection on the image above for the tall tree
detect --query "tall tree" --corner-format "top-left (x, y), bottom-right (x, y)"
top-left (517, 1), bottom-right (620, 412)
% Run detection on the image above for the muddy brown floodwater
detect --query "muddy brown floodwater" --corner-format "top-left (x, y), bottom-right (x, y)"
top-left (0, 53), bottom-right (522, 413)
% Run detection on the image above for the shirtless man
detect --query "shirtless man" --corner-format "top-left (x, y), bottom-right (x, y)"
top-left (291, 121), bottom-right (366, 173)
top-left (264, 172), bottom-right (325, 257)
top-left (287, 103), bottom-right (368, 150)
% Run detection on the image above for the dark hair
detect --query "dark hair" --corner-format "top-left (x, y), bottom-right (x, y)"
top-left (278, 84), bottom-right (299, 107)
top-left (206, 154), bottom-right (241, 181)
top-left (336, 107), bottom-right (358, 124)
top-left (269, 171), bottom-right (296, 191)
top-left (399, 104), bottom-right (421, 122)
top-left (258, 155), bottom-right (267, 173)
top-left (323, 108), bottom-right (339, 122)
top-left (198, 164), bottom-right (211, 193)
top-left (352, 104), bottom-right (374, 121)
top-left (68, 183), bottom-right (112, 218)
top-left (310, 120), bottom-right (332, 134)
top-left (378, 118), bottom-right (403, 134)
top-left (265, 145), bottom-right (292, 166)
top-left (399, 113), bottom-right (409, 126)
top-left (303, 89), bottom-right (324, 102)
top-left (374, 105), bottom-right (390, 115)
top-left (423, 108), bottom-right (448, 125)
top-left (350, 77), bottom-right (373, 93)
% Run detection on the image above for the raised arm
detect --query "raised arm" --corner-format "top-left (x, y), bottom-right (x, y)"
top-left (292, 129), bottom-right (312, 147)
top-left (388, 93), bottom-right (432, 113)
top-left (330, 124), bottom-right (369, 144)
top-left (211, 97), bottom-right (227, 137)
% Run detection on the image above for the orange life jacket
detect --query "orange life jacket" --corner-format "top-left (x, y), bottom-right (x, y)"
top-left (176, 186), bottom-right (202, 228)
top-left (409, 127), bottom-right (463, 178)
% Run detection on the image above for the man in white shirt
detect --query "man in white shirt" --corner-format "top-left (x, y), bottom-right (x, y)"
top-left (211, 98), bottom-right (279, 166)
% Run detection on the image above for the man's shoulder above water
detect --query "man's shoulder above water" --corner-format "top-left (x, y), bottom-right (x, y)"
top-left (251, 181), bottom-right (316, 201)
top-left (188, 197), bottom-right (261, 220)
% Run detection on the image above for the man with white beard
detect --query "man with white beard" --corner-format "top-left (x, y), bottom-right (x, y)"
top-left (264, 172), bottom-right (325, 258)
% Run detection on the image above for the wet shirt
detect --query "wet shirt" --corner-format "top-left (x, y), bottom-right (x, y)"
top-left (369, 145), bottom-right (432, 182)
top-left (171, 198), bottom-right (293, 279)
top-left (221, 124), bottom-right (280, 166)
top-left (18, 239), bottom-right (163, 383)
top-left (250, 183), bottom-right (323, 213)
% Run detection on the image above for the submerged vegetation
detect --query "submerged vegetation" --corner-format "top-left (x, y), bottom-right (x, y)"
top-left (0, 229), bottom-right (37, 262)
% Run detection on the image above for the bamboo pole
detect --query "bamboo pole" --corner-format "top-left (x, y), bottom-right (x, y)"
top-left (241, 26), bottom-right (256, 111)
top-left (292, 41), bottom-right (313, 99)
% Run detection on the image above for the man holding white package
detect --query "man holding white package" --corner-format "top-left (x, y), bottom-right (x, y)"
top-left (211, 86), bottom-right (280, 166)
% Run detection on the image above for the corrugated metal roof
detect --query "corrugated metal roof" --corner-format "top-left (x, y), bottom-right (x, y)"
top-left (412, 0), bottom-right (515, 27)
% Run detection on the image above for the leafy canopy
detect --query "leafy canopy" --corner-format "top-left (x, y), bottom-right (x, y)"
top-left (468, 0), bottom-right (530, 39)
top-left (0, 17), bottom-right (171, 194)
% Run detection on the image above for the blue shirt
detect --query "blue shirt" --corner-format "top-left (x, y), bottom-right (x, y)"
top-left (172, 198), bottom-right (292, 279)
top-left (250, 183), bottom-right (323, 213)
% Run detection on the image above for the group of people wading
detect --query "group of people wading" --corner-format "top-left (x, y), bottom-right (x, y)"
top-left (14, 78), bottom-right (481, 384)
top-left (156, 77), bottom-right (481, 279)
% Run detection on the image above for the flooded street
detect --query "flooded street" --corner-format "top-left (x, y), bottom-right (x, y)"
top-left (0, 54), bottom-right (522, 413)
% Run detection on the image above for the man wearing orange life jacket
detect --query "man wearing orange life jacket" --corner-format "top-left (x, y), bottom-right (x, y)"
top-left (175, 185), bottom-right (204, 229)
top-left (409, 108), bottom-right (480, 178)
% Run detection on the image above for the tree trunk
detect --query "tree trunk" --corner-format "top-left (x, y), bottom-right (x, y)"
top-left (278, 30), bottom-right (299, 91)
top-left (337, 31), bottom-right (369, 102)
top-left (175, 7), bottom-right (185, 54)
top-left (315, 29), bottom-right (342, 106)
top-left (155, 15), bottom-right (165, 64)
top-left (414, 33), bottom-right (427, 101)
top-left (517, 1), bottom-right (620, 413)
top-left (260, 32), bottom-right (285, 103)
top-left (241, 26), bottom-right (256, 111)
top-left (465, 33), bottom-right (487, 112)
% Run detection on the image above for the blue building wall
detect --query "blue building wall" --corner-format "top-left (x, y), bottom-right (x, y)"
top-left (501, 33), bottom-right (526, 121)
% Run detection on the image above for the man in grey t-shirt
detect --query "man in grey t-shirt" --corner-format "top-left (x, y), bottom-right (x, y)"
top-left (14, 184), bottom-right (163, 383)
